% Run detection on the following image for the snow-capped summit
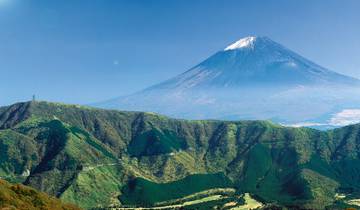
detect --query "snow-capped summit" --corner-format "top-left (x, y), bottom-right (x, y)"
top-left (146, 36), bottom-right (360, 90)
top-left (96, 36), bottom-right (360, 126)
top-left (224, 36), bottom-right (257, 50)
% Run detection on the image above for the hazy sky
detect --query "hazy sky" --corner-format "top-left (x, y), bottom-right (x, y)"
top-left (1, 0), bottom-right (360, 106)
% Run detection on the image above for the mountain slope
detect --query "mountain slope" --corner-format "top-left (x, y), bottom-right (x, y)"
top-left (1, 101), bottom-right (360, 209)
top-left (148, 36), bottom-right (359, 89)
top-left (0, 179), bottom-right (81, 210)
top-left (97, 36), bottom-right (360, 125)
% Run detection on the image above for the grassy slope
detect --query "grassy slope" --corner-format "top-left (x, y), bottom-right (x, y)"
top-left (0, 179), bottom-right (81, 210)
top-left (0, 101), bottom-right (359, 209)
top-left (120, 173), bottom-right (232, 206)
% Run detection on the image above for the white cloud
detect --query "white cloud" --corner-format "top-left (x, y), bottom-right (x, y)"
top-left (329, 109), bottom-right (360, 126)
top-left (284, 122), bottom-right (326, 128)
top-left (283, 109), bottom-right (360, 128)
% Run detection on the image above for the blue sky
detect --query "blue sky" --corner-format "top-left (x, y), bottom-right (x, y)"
top-left (0, 0), bottom-right (360, 106)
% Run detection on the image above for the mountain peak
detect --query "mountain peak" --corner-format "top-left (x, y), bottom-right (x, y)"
top-left (224, 36), bottom-right (258, 51)
top-left (141, 35), bottom-right (360, 91)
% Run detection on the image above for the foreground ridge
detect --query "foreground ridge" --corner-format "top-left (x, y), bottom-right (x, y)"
top-left (0, 178), bottom-right (81, 210)
top-left (0, 101), bottom-right (359, 209)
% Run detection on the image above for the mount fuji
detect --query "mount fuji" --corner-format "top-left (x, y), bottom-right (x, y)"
top-left (97, 36), bottom-right (360, 128)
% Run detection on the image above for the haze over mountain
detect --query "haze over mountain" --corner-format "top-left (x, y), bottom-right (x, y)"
top-left (97, 36), bottom-right (360, 128)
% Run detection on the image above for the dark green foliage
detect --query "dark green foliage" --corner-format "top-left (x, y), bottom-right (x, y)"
top-left (0, 101), bottom-right (360, 209)
top-left (120, 173), bottom-right (232, 206)
top-left (237, 144), bottom-right (310, 205)
top-left (70, 126), bottom-right (117, 160)
top-left (0, 130), bottom-right (38, 177)
top-left (128, 128), bottom-right (187, 157)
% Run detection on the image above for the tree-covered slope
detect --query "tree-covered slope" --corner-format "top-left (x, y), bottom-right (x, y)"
top-left (0, 101), bottom-right (360, 209)
top-left (0, 179), bottom-right (81, 210)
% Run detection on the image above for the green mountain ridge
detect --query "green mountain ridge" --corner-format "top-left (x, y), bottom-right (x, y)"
top-left (0, 101), bottom-right (360, 209)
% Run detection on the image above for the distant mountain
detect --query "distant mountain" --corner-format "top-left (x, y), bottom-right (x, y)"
top-left (1, 101), bottom-right (360, 209)
top-left (147, 36), bottom-right (359, 89)
top-left (96, 36), bottom-right (360, 126)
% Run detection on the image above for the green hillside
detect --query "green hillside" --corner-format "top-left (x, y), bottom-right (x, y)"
top-left (0, 178), bottom-right (81, 210)
top-left (120, 173), bottom-right (232, 206)
top-left (1, 101), bottom-right (360, 209)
